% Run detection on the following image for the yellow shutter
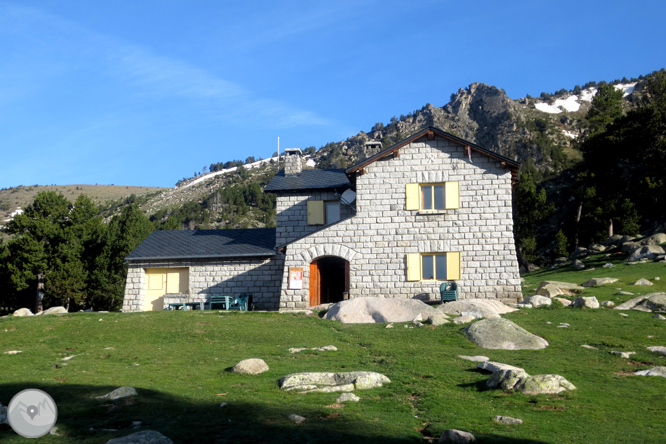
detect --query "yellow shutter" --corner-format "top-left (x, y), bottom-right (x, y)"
top-left (307, 200), bottom-right (325, 225)
top-left (406, 183), bottom-right (419, 210)
top-left (406, 253), bottom-right (421, 281)
top-left (445, 181), bottom-right (460, 209)
top-left (446, 252), bottom-right (461, 280)
top-left (147, 272), bottom-right (165, 290)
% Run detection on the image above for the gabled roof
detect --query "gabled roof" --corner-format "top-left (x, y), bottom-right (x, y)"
top-left (264, 169), bottom-right (351, 193)
top-left (126, 228), bottom-right (276, 261)
top-left (346, 126), bottom-right (520, 182)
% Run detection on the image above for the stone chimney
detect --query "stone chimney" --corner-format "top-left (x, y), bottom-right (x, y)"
top-left (364, 140), bottom-right (382, 157)
top-left (284, 148), bottom-right (303, 176)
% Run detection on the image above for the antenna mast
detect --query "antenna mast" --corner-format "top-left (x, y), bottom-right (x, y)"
top-left (277, 137), bottom-right (280, 171)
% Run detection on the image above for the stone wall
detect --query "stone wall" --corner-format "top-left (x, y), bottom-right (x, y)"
top-left (275, 190), bottom-right (354, 246)
top-left (122, 254), bottom-right (284, 312)
top-left (278, 135), bottom-right (522, 309)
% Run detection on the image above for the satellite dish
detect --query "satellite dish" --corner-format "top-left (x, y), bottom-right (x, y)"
top-left (340, 189), bottom-right (356, 205)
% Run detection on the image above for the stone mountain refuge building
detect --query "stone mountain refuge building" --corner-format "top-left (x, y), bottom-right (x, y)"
top-left (122, 127), bottom-right (522, 312)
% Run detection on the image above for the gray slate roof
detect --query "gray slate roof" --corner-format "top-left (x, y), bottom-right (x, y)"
top-left (264, 169), bottom-right (351, 192)
top-left (126, 228), bottom-right (276, 261)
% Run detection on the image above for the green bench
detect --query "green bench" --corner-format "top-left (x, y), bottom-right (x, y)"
top-left (207, 294), bottom-right (253, 311)
top-left (440, 281), bottom-right (458, 303)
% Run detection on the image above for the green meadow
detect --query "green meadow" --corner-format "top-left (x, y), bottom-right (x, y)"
top-left (1, 256), bottom-right (665, 443)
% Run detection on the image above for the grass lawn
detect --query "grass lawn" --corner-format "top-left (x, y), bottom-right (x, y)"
top-left (1, 258), bottom-right (665, 443)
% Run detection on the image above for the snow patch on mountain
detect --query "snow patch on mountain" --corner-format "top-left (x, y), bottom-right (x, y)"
top-left (534, 83), bottom-right (637, 115)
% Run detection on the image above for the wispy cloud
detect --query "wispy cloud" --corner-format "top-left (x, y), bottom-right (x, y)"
top-left (0, 3), bottom-right (332, 129)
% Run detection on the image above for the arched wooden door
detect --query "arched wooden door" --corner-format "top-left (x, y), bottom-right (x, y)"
top-left (309, 257), bottom-right (349, 306)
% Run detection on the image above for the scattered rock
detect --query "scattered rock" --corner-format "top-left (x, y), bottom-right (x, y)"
top-left (581, 345), bottom-right (598, 350)
top-left (603, 234), bottom-right (625, 246)
top-left (439, 429), bottom-right (476, 443)
top-left (524, 295), bottom-right (552, 308)
top-left (279, 371), bottom-right (390, 393)
top-left (588, 243), bottom-right (607, 253)
top-left (601, 301), bottom-right (615, 308)
top-left (12, 308), bottom-right (34, 317)
top-left (41, 306), bottom-right (68, 315)
top-left (633, 278), bottom-right (654, 286)
top-left (105, 431), bottom-right (173, 444)
top-left (289, 346), bottom-right (337, 354)
top-left (572, 296), bottom-right (600, 309)
top-left (96, 387), bottom-right (138, 400)
top-left (615, 293), bottom-right (666, 312)
top-left (572, 259), bottom-right (585, 270)
top-left (458, 355), bottom-right (489, 363)
top-left (611, 351), bottom-right (636, 359)
top-left (634, 367), bottom-right (666, 378)
top-left (493, 415), bottom-right (523, 425)
top-left (570, 247), bottom-right (589, 259)
top-left (582, 278), bottom-right (619, 287)
top-left (427, 314), bottom-right (450, 326)
top-left (385, 323), bottom-right (394, 329)
top-left (654, 314), bottom-right (666, 320)
top-left (554, 298), bottom-right (572, 307)
top-left (640, 233), bottom-right (666, 246)
top-left (477, 361), bottom-right (525, 374)
top-left (557, 323), bottom-right (570, 328)
top-left (323, 297), bottom-right (439, 323)
top-left (618, 291), bottom-right (634, 296)
top-left (619, 313), bottom-right (629, 317)
top-left (232, 358), bottom-right (269, 375)
top-left (288, 414), bottom-right (306, 425)
top-left (337, 393), bottom-right (360, 403)
top-left (536, 281), bottom-right (585, 298)
top-left (438, 299), bottom-right (516, 319)
top-left (603, 263), bottom-right (614, 268)
top-left (514, 374), bottom-right (577, 395)
top-left (3, 350), bottom-right (22, 355)
top-left (646, 346), bottom-right (666, 355)
top-left (453, 315), bottom-right (476, 325)
top-left (464, 318), bottom-right (548, 350)
top-left (487, 369), bottom-right (530, 389)
top-left (628, 245), bottom-right (665, 261)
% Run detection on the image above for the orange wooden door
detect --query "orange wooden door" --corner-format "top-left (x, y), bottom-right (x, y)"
top-left (309, 261), bottom-right (320, 306)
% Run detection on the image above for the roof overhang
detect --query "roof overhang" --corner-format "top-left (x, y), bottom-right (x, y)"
top-left (346, 126), bottom-right (520, 185)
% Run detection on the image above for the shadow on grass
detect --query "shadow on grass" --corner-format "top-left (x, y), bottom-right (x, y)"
top-left (0, 383), bottom-right (552, 444)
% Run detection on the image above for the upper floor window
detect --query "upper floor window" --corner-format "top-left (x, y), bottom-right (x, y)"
top-left (406, 182), bottom-right (459, 211)
top-left (307, 200), bottom-right (340, 225)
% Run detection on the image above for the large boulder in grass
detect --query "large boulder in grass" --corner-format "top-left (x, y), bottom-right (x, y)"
top-left (513, 374), bottom-right (577, 395)
top-left (464, 318), bottom-right (548, 350)
top-left (640, 233), bottom-right (666, 246)
top-left (438, 299), bottom-right (516, 319)
top-left (232, 358), bottom-right (269, 375)
top-left (582, 277), bottom-right (619, 287)
top-left (279, 371), bottom-right (390, 393)
top-left (323, 297), bottom-right (438, 323)
top-left (13, 308), bottom-right (34, 317)
top-left (615, 293), bottom-right (666, 313)
top-left (41, 306), bottom-right (68, 315)
top-left (536, 281), bottom-right (584, 298)
top-left (627, 245), bottom-right (665, 262)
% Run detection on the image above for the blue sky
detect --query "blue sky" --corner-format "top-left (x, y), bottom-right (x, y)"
top-left (1, 0), bottom-right (664, 189)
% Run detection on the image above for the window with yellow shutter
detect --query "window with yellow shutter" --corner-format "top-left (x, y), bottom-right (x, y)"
top-left (406, 182), bottom-right (460, 211)
top-left (406, 252), bottom-right (461, 281)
